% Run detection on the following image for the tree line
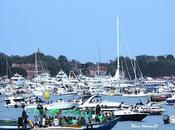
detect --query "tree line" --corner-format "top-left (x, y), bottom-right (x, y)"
top-left (0, 52), bottom-right (175, 79)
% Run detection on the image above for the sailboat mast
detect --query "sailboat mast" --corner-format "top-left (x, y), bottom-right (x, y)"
top-left (97, 43), bottom-right (100, 76)
top-left (35, 48), bottom-right (38, 77)
top-left (117, 16), bottom-right (120, 80)
top-left (5, 56), bottom-right (8, 77)
top-left (134, 59), bottom-right (137, 84)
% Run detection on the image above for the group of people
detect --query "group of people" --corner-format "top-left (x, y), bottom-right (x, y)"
top-left (18, 103), bottom-right (114, 129)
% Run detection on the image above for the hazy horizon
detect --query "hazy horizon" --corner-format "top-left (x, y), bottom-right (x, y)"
top-left (0, 0), bottom-right (175, 63)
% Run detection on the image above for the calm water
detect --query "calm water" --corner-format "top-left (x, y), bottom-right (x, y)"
top-left (0, 95), bottom-right (174, 130)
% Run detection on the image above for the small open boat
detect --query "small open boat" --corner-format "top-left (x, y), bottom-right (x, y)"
top-left (166, 95), bottom-right (175, 105)
top-left (137, 102), bottom-right (165, 115)
top-left (151, 94), bottom-right (171, 102)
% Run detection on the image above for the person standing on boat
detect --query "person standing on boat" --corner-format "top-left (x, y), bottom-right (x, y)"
top-left (21, 104), bottom-right (28, 129)
top-left (95, 104), bottom-right (101, 115)
top-left (37, 104), bottom-right (44, 127)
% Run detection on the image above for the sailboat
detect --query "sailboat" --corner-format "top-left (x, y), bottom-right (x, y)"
top-left (111, 17), bottom-right (125, 96)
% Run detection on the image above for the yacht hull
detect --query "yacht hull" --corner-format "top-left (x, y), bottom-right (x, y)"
top-left (115, 113), bottom-right (148, 121)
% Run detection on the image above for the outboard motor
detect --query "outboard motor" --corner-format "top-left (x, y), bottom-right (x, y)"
top-left (163, 115), bottom-right (170, 124)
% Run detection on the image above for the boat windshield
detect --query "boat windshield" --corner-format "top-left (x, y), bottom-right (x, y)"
top-left (90, 96), bottom-right (102, 103)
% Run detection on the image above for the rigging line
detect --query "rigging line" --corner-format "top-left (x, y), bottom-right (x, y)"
top-left (5, 56), bottom-right (8, 77)
top-left (96, 42), bottom-right (101, 76)
top-left (136, 61), bottom-right (143, 78)
top-left (6, 56), bottom-right (12, 77)
top-left (120, 24), bottom-right (137, 79)
top-left (105, 42), bottom-right (116, 63)
top-left (123, 57), bottom-right (131, 80)
top-left (37, 49), bottom-right (45, 73)
top-left (38, 54), bottom-right (45, 72)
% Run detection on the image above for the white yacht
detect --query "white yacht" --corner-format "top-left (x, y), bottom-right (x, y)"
top-left (79, 95), bottom-right (129, 110)
top-left (10, 73), bottom-right (26, 86)
top-left (25, 99), bottom-right (77, 111)
top-left (166, 94), bottom-right (175, 105)
top-left (55, 70), bottom-right (68, 81)
top-left (4, 96), bottom-right (25, 108)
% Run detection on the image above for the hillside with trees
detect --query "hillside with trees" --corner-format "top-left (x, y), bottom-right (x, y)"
top-left (0, 52), bottom-right (175, 79)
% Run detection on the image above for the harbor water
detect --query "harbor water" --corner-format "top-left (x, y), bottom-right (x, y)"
top-left (0, 95), bottom-right (174, 130)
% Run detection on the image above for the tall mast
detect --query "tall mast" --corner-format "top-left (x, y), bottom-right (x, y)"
top-left (116, 16), bottom-right (120, 81)
top-left (5, 56), bottom-right (8, 77)
top-left (97, 43), bottom-right (100, 76)
top-left (35, 48), bottom-right (38, 77)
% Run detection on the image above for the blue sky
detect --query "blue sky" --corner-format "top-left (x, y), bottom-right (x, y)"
top-left (0, 0), bottom-right (175, 63)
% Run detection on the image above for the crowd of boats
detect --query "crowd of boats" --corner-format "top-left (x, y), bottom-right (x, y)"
top-left (0, 70), bottom-right (175, 129)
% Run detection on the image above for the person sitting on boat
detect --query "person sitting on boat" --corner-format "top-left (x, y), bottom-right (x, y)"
top-left (46, 116), bottom-right (53, 127)
top-left (136, 99), bottom-right (144, 105)
top-left (72, 117), bottom-right (78, 125)
top-left (53, 117), bottom-right (59, 126)
top-left (56, 111), bottom-right (61, 119)
top-left (118, 101), bottom-right (124, 109)
top-left (79, 117), bottom-right (86, 125)
top-left (67, 116), bottom-right (72, 124)
top-left (147, 98), bottom-right (150, 104)
top-left (42, 115), bottom-right (46, 127)
top-left (95, 115), bottom-right (100, 123)
top-left (86, 111), bottom-right (93, 121)
top-left (98, 114), bottom-right (106, 123)
top-left (61, 116), bottom-right (68, 126)
top-left (105, 113), bottom-right (110, 121)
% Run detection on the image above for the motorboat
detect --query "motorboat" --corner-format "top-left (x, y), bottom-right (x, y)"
top-left (4, 96), bottom-right (25, 108)
top-left (55, 70), bottom-right (68, 81)
top-left (25, 99), bottom-right (77, 111)
top-left (122, 87), bottom-right (151, 98)
top-left (114, 109), bottom-right (148, 121)
top-left (150, 94), bottom-right (171, 102)
top-left (56, 86), bottom-right (77, 96)
top-left (68, 95), bottom-right (92, 105)
top-left (122, 92), bottom-right (150, 98)
top-left (10, 73), bottom-right (26, 86)
top-left (166, 94), bottom-right (175, 105)
top-left (79, 95), bottom-right (129, 110)
top-left (137, 102), bottom-right (165, 115)
top-left (0, 88), bottom-right (5, 96)
top-left (4, 95), bottom-right (43, 108)
top-left (44, 99), bottom-right (77, 110)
